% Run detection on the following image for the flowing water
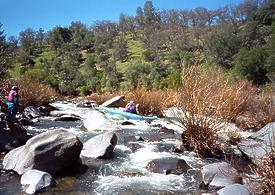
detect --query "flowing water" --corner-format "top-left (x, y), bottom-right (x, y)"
top-left (1, 101), bottom-right (229, 195)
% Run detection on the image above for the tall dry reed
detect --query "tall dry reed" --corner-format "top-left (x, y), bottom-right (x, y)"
top-left (173, 66), bottom-right (267, 156)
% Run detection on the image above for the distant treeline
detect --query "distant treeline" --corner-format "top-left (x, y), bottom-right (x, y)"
top-left (0, 0), bottom-right (274, 95)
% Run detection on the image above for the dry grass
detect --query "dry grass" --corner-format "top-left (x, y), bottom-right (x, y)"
top-left (227, 130), bottom-right (241, 145)
top-left (173, 66), bottom-right (226, 156)
top-left (174, 66), bottom-right (274, 156)
top-left (0, 75), bottom-right (59, 110)
top-left (235, 86), bottom-right (275, 130)
top-left (18, 75), bottom-right (59, 108)
top-left (125, 88), bottom-right (176, 116)
top-left (214, 79), bottom-right (258, 122)
top-left (255, 151), bottom-right (275, 195)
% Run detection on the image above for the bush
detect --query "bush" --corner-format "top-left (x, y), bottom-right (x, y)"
top-left (125, 88), bottom-right (176, 116)
top-left (173, 66), bottom-right (263, 156)
top-left (255, 151), bottom-right (275, 195)
top-left (234, 83), bottom-right (274, 130)
top-left (17, 73), bottom-right (59, 108)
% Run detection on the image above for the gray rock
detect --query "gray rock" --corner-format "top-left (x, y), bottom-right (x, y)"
top-left (23, 106), bottom-right (43, 119)
top-left (101, 95), bottom-right (125, 107)
top-left (21, 169), bottom-right (53, 194)
top-left (217, 184), bottom-right (251, 195)
top-left (146, 158), bottom-right (192, 175)
top-left (19, 117), bottom-right (34, 126)
top-left (83, 110), bottom-right (120, 131)
top-left (238, 122), bottom-right (275, 165)
top-left (0, 112), bottom-right (28, 152)
top-left (3, 129), bottom-right (83, 175)
top-left (201, 162), bottom-right (242, 188)
top-left (76, 100), bottom-right (97, 108)
top-left (81, 132), bottom-right (117, 158)
top-left (53, 114), bottom-right (81, 121)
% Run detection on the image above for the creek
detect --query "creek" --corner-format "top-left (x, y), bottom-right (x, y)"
top-left (0, 100), bottom-right (251, 195)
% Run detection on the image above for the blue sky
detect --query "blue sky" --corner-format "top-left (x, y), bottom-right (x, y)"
top-left (0, 0), bottom-right (243, 37)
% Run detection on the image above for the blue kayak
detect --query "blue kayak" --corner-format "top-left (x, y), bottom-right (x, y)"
top-left (100, 107), bottom-right (158, 121)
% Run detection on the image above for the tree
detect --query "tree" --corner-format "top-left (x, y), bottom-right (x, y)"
top-left (233, 47), bottom-right (269, 85)
top-left (69, 21), bottom-right (92, 49)
top-left (118, 13), bottom-right (128, 34)
top-left (48, 26), bottom-right (72, 52)
top-left (265, 33), bottom-right (275, 82)
top-left (0, 23), bottom-right (9, 77)
top-left (57, 49), bottom-right (82, 95)
top-left (204, 23), bottom-right (241, 68)
top-left (124, 62), bottom-right (151, 88)
top-left (113, 35), bottom-right (128, 61)
top-left (82, 54), bottom-right (98, 93)
top-left (19, 28), bottom-right (36, 55)
top-left (35, 28), bottom-right (46, 53)
top-left (136, 6), bottom-right (144, 30)
top-left (143, 0), bottom-right (161, 29)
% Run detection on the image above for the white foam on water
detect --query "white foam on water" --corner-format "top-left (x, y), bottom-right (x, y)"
top-left (58, 126), bottom-right (83, 136)
top-left (94, 173), bottom-right (188, 195)
top-left (119, 121), bottom-right (152, 132)
top-left (115, 145), bottom-right (132, 153)
top-left (50, 101), bottom-right (92, 119)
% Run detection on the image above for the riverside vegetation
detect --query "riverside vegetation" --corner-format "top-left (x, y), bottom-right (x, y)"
top-left (0, 0), bottom-right (274, 194)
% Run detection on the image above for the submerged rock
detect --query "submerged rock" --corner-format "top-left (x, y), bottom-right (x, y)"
top-left (81, 131), bottom-right (117, 159)
top-left (21, 169), bottom-right (54, 194)
top-left (19, 117), bottom-right (34, 126)
top-left (146, 157), bottom-right (192, 175)
top-left (3, 129), bottom-right (83, 175)
top-left (0, 112), bottom-right (29, 152)
top-left (217, 184), bottom-right (251, 195)
top-left (201, 162), bottom-right (242, 189)
top-left (76, 100), bottom-right (97, 108)
top-left (53, 114), bottom-right (81, 121)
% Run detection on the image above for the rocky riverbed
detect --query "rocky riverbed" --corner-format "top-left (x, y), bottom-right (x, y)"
top-left (0, 98), bottom-right (274, 194)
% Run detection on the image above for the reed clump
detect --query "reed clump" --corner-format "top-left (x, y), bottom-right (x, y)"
top-left (173, 66), bottom-right (272, 156)
top-left (18, 75), bottom-right (59, 107)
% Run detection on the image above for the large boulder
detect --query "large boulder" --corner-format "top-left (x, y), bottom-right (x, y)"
top-left (0, 112), bottom-right (29, 152)
top-left (81, 132), bottom-right (117, 159)
top-left (83, 110), bottom-right (120, 131)
top-left (146, 158), bottom-right (192, 175)
top-left (201, 162), bottom-right (242, 188)
top-left (3, 129), bottom-right (83, 175)
top-left (21, 169), bottom-right (54, 194)
top-left (101, 95), bottom-right (125, 108)
top-left (238, 122), bottom-right (275, 165)
top-left (217, 184), bottom-right (251, 195)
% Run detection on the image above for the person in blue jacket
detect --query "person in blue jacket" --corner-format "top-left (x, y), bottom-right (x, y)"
top-left (124, 100), bottom-right (140, 114)
top-left (7, 86), bottom-right (20, 118)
